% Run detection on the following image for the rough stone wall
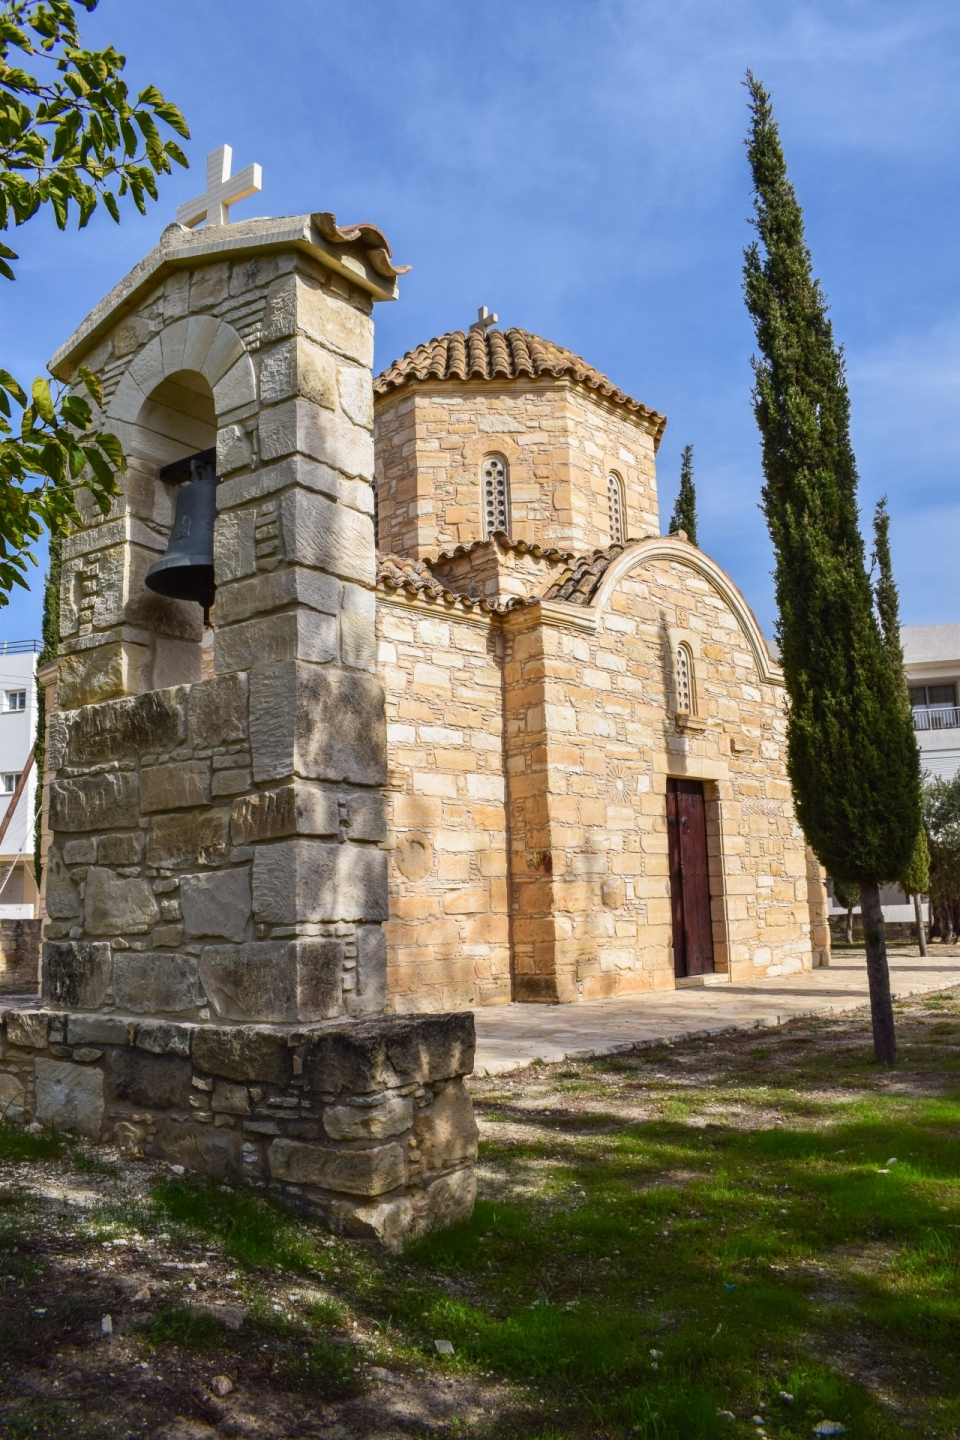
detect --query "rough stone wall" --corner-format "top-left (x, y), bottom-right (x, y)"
top-left (0, 1006), bottom-right (477, 1250)
top-left (376, 596), bottom-right (511, 1012)
top-left (374, 380), bottom-right (660, 560)
top-left (41, 674), bottom-right (388, 1024)
top-left (0, 920), bottom-right (40, 993)
top-left (502, 547), bottom-right (825, 1001)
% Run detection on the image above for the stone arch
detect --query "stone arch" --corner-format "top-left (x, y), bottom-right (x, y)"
top-left (107, 315), bottom-right (256, 427)
top-left (590, 536), bottom-right (782, 687)
top-left (103, 318), bottom-right (255, 695)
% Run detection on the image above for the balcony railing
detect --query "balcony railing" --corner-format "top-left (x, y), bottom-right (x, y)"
top-left (913, 705), bottom-right (960, 732)
top-left (0, 640), bottom-right (40, 655)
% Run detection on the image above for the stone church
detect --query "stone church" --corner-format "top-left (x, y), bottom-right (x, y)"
top-left (373, 321), bottom-right (830, 1012)
top-left (34, 211), bottom-right (829, 1034)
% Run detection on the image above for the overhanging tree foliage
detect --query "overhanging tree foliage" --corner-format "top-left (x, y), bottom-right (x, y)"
top-left (1, 0), bottom-right (189, 602)
top-left (742, 73), bottom-right (922, 1064)
top-left (668, 443), bottom-right (698, 545)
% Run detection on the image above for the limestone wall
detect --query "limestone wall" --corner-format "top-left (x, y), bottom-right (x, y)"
top-left (503, 544), bottom-right (826, 1000)
top-left (377, 596), bottom-right (510, 1012)
top-left (374, 380), bottom-right (660, 560)
top-left (374, 537), bottom-right (828, 1010)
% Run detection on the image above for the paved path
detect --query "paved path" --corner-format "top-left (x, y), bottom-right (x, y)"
top-left (472, 949), bottom-right (960, 1075)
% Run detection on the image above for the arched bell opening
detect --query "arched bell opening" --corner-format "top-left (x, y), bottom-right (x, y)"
top-left (127, 369), bottom-right (219, 693)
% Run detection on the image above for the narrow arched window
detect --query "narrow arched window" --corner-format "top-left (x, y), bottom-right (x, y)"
top-left (482, 454), bottom-right (509, 538)
top-left (373, 483), bottom-right (380, 550)
top-left (676, 644), bottom-right (693, 714)
top-left (607, 473), bottom-right (625, 545)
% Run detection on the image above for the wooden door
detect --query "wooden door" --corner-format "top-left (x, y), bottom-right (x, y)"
top-left (666, 778), bottom-right (715, 977)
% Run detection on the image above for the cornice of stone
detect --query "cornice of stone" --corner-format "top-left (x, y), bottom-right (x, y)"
top-left (590, 536), bottom-right (784, 686)
top-left (50, 212), bottom-right (403, 379)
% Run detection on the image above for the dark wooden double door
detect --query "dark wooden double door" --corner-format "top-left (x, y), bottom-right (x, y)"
top-left (666, 778), bottom-right (715, 978)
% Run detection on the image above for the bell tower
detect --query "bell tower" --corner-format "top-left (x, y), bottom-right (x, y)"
top-left (7, 208), bottom-right (479, 1249)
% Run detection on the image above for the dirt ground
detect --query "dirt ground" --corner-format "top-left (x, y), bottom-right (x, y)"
top-left (2, 970), bottom-right (960, 1439)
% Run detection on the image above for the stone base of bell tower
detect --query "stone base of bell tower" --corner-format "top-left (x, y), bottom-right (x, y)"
top-left (0, 1007), bottom-right (477, 1251)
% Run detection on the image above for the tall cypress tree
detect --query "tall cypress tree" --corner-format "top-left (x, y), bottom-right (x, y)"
top-left (668, 444), bottom-right (698, 545)
top-left (742, 74), bottom-right (921, 1064)
top-left (873, 497), bottom-right (929, 953)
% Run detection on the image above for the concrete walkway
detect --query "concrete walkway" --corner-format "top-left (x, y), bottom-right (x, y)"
top-left (472, 948), bottom-right (960, 1075)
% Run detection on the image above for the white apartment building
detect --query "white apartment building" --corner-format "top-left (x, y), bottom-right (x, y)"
top-left (0, 641), bottom-right (40, 918)
top-left (828, 621), bottom-right (960, 934)
top-left (904, 623), bottom-right (960, 783)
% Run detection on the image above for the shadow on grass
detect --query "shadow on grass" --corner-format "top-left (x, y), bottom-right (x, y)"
top-left (136, 1301), bottom-right (360, 1400)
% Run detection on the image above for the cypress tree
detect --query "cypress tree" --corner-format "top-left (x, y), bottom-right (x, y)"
top-left (832, 876), bottom-right (858, 945)
top-left (742, 74), bottom-right (921, 1064)
top-left (872, 496), bottom-right (930, 953)
top-left (668, 444), bottom-right (698, 545)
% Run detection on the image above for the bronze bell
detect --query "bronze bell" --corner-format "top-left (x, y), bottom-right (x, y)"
top-left (145, 447), bottom-right (219, 624)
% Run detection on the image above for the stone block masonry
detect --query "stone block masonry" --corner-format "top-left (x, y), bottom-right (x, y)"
top-left (43, 673), bottom-right (389, 1025)
top-left (0, 1006), bottom-right (476, 1250)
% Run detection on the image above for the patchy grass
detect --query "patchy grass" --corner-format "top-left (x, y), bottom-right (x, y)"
top-left (2, 986), bottom-right (960, 1436)
top-left (149, 1175), bottom-right (326, 1271)
top-left (0, 1125), bottom-right (62, 1165)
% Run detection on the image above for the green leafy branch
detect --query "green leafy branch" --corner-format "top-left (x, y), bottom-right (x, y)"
top-left (0, 0), bottom-right (189, 606)
top-left (0, 0), bottom-right (189, 257)
top-left (0, 362), bottom-right (122, 598)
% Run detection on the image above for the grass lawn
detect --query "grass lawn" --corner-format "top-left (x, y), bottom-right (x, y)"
top-left (2, 985), bottom-right (960, 1437)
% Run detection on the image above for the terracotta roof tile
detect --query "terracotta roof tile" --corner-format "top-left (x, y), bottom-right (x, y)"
top-left (542, 544), bottom-right (627, 605)
top-left (374, 327), bottom-right (667, 443)
top-left (376, 551), bottom-right (534, 615)
top-left (432, 532), bottom-right (576, 566)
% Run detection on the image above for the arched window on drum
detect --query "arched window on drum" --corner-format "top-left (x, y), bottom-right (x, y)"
top-left (607, 472), bottom-right (625, 545)
top-left (481, 454), bottom-right (509, 539)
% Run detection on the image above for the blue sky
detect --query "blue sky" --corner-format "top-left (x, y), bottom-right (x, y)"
top-left (3, 0), bottom-right (959, 642)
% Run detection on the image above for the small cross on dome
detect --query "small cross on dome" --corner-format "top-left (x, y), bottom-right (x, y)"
top-left (469, 306), bottom-right (498, 334)
top-left (177, 145), bottom-right (262, 229)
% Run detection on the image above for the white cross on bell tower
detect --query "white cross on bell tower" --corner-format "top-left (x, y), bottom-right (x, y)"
top-left (176, 145), bottom-right (262, 229)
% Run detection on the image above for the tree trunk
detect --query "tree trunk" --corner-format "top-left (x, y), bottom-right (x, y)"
top-left (913, 892), bottom-right (927, 956)
top-left (860, 881), bottom-right (896, 1064)
top-left (845, 907), bottom-right (854, 945)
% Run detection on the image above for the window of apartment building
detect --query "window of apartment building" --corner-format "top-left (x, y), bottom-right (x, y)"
top-left (607, 473), bottom-right (625, 545)
top-left (3, 774), bottom-right (21, 793)
top-left (909, 683), bottom-right (958, 708)
top-left (4, 690), bottom-right (26, 712)
top-left (481, 455), bottom-right (509, 539)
